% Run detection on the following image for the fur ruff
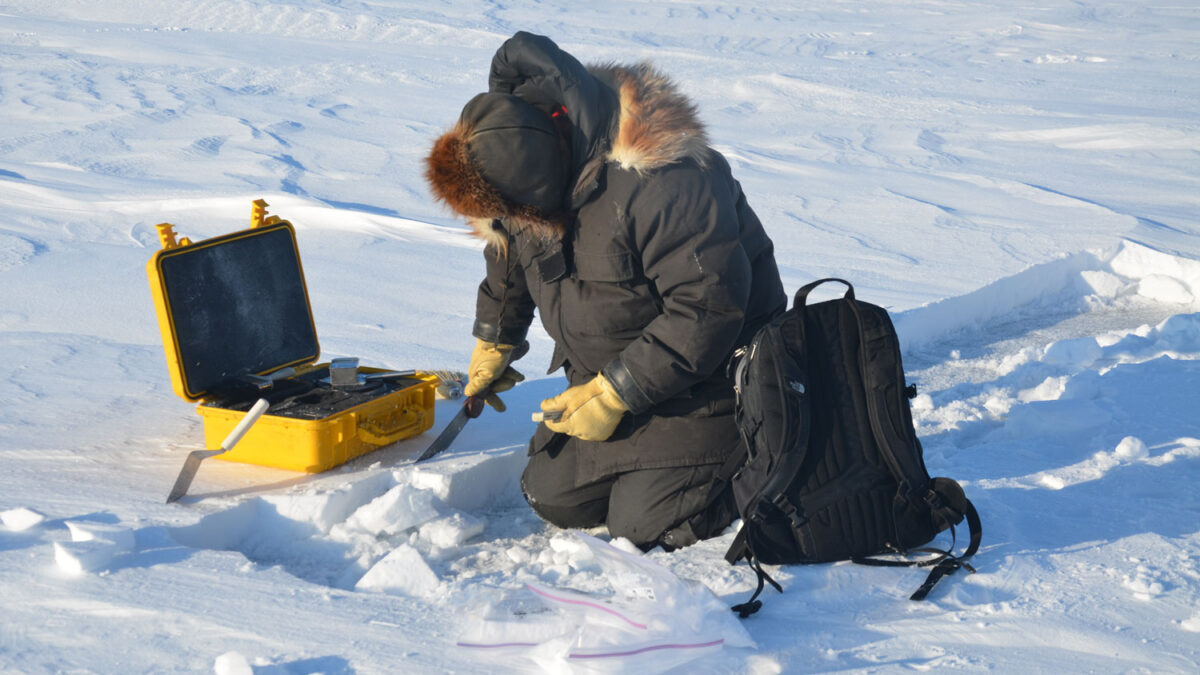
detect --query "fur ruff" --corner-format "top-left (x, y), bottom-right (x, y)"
top-left (425, 122), bottom-right (568, 249)
top-left (597, 62), bottom-right (709, 173)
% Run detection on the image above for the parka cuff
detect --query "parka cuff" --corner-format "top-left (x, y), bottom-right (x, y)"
top-left (472, 319), bottom-right (528, 348)
top-left (601, 358), bottom-right (655, 415)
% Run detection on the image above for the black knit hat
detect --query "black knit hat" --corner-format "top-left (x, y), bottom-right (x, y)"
top-left (453, 92), bottom-right (568, 215)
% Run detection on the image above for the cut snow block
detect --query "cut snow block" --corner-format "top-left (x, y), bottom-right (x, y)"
top-left (344, 482), bottom-right (442, 537)
top-left (64, 521), bottom-right (136, 549)
top-left (1137, 274), bottom-right (1194, 305)
top-left (408, 446), bottom-right (526, 513)
top-left (1, 507), bottom-right (46, 531)
top-left (54, 541), bottom-right (118, 575)
top-left (1156, 313), bottom-right (1200, 351)
top-left (55, 521), bottom-right (136, 575)
top-left (419, 511), bottom-right (486, 550)
top-left (355, 543), bottom-right (441, 598)
top-left (266, 470), bottom-right (396, 534)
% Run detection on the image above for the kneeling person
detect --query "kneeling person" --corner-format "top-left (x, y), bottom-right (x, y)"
top-left (425, 32), bottom-right (786, 550)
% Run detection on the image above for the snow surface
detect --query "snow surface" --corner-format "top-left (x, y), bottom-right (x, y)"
top-left (2, 1), bottom-right (1199, 672)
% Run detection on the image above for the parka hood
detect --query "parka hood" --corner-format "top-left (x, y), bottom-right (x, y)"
top-left (425, 33), bottom-right (710, 248)
top-left (591, 62), bottom-right (709, 175)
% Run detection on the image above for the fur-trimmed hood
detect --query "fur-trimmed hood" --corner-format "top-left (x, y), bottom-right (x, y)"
top-left (592, 62), bottom-right (709, 175)
top-left (425, 46), bottom-right (709, 249)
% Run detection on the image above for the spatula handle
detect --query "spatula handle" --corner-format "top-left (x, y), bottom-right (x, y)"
top-left (220, 398), bottom-right (270, 451)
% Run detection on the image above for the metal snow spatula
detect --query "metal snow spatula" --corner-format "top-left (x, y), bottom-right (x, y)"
top-left (166, 398), bottom-right (270, 504)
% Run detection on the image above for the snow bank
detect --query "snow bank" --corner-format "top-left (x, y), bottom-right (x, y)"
top-left (895, 240), bottom-right (1200, 352)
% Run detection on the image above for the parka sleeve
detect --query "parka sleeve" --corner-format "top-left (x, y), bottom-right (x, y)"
top-left (473, 225), bottom-right (536, 347)
top-left (601, 167), bottom-right (753, 414)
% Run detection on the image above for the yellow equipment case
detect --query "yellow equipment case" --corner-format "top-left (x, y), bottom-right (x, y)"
top-left (147, 200), bottom-right (437, 473)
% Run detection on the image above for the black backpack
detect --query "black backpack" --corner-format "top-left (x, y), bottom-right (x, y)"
top-left (723, 278), bottom-right (981, 617)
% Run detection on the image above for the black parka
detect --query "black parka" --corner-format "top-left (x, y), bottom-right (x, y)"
top-left (471, 33), bottom-right (786, 483)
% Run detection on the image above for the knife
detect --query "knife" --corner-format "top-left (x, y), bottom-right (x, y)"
top-left (415, 341), bottom-right (529, 462)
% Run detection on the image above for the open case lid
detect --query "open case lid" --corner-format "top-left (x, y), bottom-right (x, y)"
top-left (147, 221), bottom-right (320, 402)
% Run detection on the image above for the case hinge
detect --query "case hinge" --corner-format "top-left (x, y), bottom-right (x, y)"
top-left (251, 198), bottom-right (283, 229)
top-left (155, 222), bottom-right (192, 250)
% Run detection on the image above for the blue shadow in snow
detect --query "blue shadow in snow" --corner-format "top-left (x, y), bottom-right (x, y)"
top-left (120, 526), bottom-right (199, 569)
top-left (314, 197), bottom-right (402, 218)
top-left (0, 530), bottom-right (40, 553)
top-left (254, 655), bottom-right (355, 674)
top-left (43, 511), bottom-right (122, 528)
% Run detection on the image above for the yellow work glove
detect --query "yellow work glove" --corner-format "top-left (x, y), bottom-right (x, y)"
top-left (465, 339), bottom-right (524, 412)
top-left (541, 373), bottom-right (629, 441)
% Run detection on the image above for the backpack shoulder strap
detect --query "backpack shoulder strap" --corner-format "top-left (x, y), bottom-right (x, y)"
top-left (842, 293), bottom-right (984, 600)
top-left (844, 297), bottom-right (930, 495)
top-left (909, 494), bottom-right (982, 600)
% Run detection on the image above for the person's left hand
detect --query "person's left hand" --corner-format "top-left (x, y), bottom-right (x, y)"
top-left (540, 374), bottom-right (629, 441)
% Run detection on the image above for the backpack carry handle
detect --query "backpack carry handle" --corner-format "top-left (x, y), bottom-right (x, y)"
top-left (795, 278), bottom-right (854, 308)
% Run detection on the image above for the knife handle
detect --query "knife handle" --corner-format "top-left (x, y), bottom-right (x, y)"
top-left (464, 394), bottom-right (487, 419)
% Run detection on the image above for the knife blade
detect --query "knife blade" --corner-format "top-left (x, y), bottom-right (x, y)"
top-left (415, 394), bottom-right (486, 462)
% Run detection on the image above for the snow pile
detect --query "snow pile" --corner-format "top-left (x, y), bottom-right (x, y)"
top-left (909, 304), bottom-right (1200, 461)
top-left (163, 453), bottom-right (760, 669)
top-left (169, 449), bottom-right (525, 593)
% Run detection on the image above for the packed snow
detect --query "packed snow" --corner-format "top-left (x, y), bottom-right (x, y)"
top-left (2, 1), bottom-right (1199, 673)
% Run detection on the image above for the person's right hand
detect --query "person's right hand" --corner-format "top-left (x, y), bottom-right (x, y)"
top-left (464, 339), bottom-right (525, 412)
